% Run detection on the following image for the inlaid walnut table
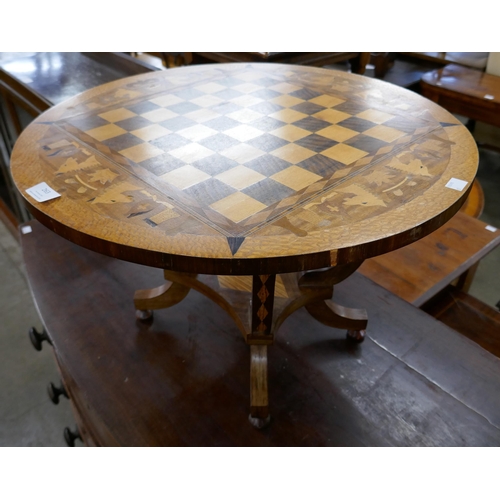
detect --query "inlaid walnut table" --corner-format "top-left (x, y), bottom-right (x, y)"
top-left (10, 63), bottom-right (478, 428)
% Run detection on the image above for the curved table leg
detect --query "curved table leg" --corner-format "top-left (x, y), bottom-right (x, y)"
top-left (134, 280), bottom-right (192, 321)
top-left (300, 261), bottom-right (368, 342)
top-left (305, 300), bottom-right (368, 343)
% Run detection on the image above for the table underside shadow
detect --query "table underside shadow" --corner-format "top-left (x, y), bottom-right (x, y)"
top-left (133, 262), bottom-right (368, 428)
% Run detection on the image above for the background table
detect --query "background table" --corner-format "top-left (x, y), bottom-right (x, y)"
top-left (10, 63), bottom-right (478, 426)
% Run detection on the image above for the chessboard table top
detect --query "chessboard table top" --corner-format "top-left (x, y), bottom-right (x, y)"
top-left (11, 63), bottom-right (478, 275)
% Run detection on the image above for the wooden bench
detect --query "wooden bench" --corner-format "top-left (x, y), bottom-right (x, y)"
top-left (21, 220), bottom-right (500, 446)
top-left (358, 206), bottom-right (500, 307)
top-left (420, 63), bottom-right (500, 128)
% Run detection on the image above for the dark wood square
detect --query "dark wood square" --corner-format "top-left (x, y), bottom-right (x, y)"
top-left (212, 102), bottom-right (243, 116)
top-left (70, 114), bottom-right (109, 131)
top-left (290, 88), bottom-right (324, 100)
top-left (246, 134), bottom-right (289, 153)
top-left (295, 134), bottom-right (339, 153)
top-left (345, 134), bottom-right (388, 153)
top-left (337, 116), bottom-right (376, 133)
top-left (199, 133), bottom-right (240, 153)
top-left (158, 116), bottom-right (197, 132)
top-left (183, 177), bottom-right (237, 205)
top-left (243, 154), bottom-right (292, 175)
top-left (241, 177), bottom-right (295, 206)
top-left (216, 77), bottom-right (247, 87)
top-left (249, 101), bottom-right (284, 115)
top-left (250, 116), bottom-right (287, 132)
top-left (292, 102), bottom-right (326, 115)
top-left (213, 88), bottom-right (244, 101)
top-left (114, 115), bottom-right (155, 131)
top-left (150, 133), bottom-right (192, 152)
top-left (140, 152), bottom-right (187, 176)
top-left (102, 132), bottom-right (144, 152)
top-left (251, 88), bottom-right (282, 100)
top-left (167, 101), bottom-right (202, 115)
top-left (298, 154), bottom-right (345, 177)
top-left (192, 153), bottom-right (239, 176)
top-left (172, 88), bottom-right (204, 100)
top-left (293, 116), bottom-right (331, 133)
top-left (203, 116), bottom-right (241, 132)
top-left (126, 101), bottom-right (161, 114)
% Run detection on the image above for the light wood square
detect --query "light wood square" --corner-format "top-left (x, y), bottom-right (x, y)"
top-left (233, 83), bottom-right (264, 94)
top-left (210, 192), bottom-right (267, 223)
top-left (309, 95), bottom-right (345, 108)
top-left (86, 123), bottom-right (127, 141)
top-left (119, 143), bottom-right (164, 163)
top-left (131, 124), bottom-right (171, 141)
top-left (223, 143), bottom-right (265, 163)
top-left (237, 70), bottom-right (267, 82)
top-left (149, 95), bottom-right (184, 107)
top-left (312, 109), bottom-right (351, 124)
top-left (270, 143), bottom-right (316, 163)
top-left (190, 95), bottom-right (224, 108)
top-left (270, 125), bottom-right (312, 142)
top-left (230, 94), bottom-right (264, 107)
top-left (226, 109), bottom-right (264, 124)
top-left (316, 124), bottom-right (359, 142)
top-left (224, 125), bottom-right (264, 142)
top-left (195, 82), bottom-right (226, 94)
top-left (363, 125), bottom-right (406, 143)
top-left (269, 108), bottom-right (308, 124)
top-left (169, 143), bottom-right (215, 163)
top-left (160, 165), bottom-right (211, 190)
top-left (269, 82), bottom-right (302, 94)
top-left (98, 107), bottom-right (137, 123)
top-left (215, 165), bottom-right (265, 190)
top-left (321, 143), bottom-right (368, 164)
top-left (177, 124), bottom-right (218, 141)
top-left (184, 108), bottom-right (222, 123)
top-left (270, 95), bottom-right (305, 108)
top-left (271, 166), bottom-right (322, 191)
top-left (141, 108), bottom-right (178, 123)
top-left (356, 109), bottom-right (395, 124)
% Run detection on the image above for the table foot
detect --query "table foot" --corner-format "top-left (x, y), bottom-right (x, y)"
top-left (346, 329), bottom-right (366, 343)
top-left (135, 309), bottom-right (153, 321)
top-left (248, 414), bottom-right (271, 429)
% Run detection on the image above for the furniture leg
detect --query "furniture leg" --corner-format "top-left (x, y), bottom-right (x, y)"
top-left (299, 262), bottom-right (368, 342)
top-left (249, 345), bottom-right (270, 428)
top-left (134, 279), bottom-right (192, 321)
top-left (305, 299), bottom-right (368, 342)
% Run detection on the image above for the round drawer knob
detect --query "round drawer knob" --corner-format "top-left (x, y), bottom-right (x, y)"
top-left (29, 327), bottom-right (52, 351)
top-left (63, 427), bottom-right (82, 447)
top-left (47, 381), bottom-right (69, 404)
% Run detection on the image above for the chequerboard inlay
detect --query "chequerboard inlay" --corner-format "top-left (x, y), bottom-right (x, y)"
top-left (12, 63), bottom-right (478, 272)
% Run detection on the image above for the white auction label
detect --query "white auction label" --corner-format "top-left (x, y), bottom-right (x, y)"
top-left (26, 182), bottom-right (61, 202)
top-left (445, 178), bottom-right (468, 191)
top-left (21, 225), bottom-right (32, 234)
top-left (485, 225), bottom-right (498, 232)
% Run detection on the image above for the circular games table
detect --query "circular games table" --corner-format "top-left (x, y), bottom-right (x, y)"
top-left (11, 63), bottom-right (478, 428)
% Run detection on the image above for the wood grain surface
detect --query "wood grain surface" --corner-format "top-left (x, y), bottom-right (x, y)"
top-left (21, 221), bottom-right (500, 446)
top-left (11, 63), bottom-right (478, 274)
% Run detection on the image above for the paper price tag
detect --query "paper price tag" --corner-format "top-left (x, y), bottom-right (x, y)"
top-left (445, 178), bottom-right (468, 192)
top-left (21, 226), bottom-right (32, 235)
top-left (26, 182), bottom-right (61, 202)
top-left (485, 225), bottom-right (498, 232)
